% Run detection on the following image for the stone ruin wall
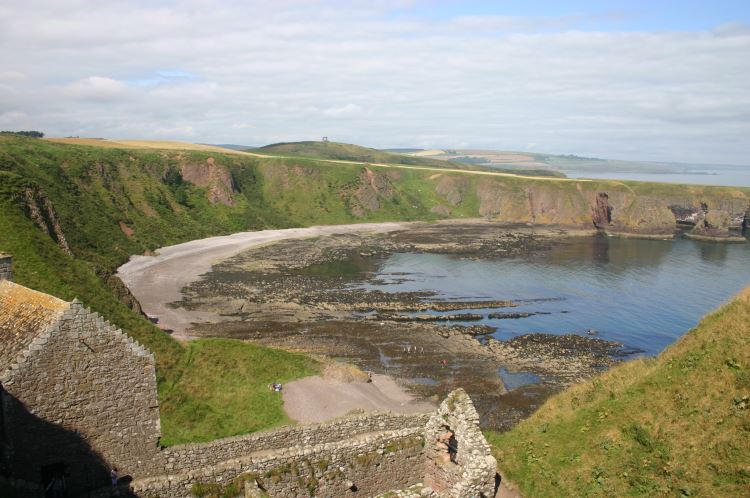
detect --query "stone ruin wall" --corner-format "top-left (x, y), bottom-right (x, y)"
top-left (158, 412), bottom-right (430, 475)
top-left (0, 262), bottom-right (497, 497)
top-left (423, 389), bottom-right (498, 498)
top-left (1, 301), bottom-right (163, 492)
top-left (135, 426), bottom-right (427, 498)
top-left (129, 389), bottom-right (498, 498)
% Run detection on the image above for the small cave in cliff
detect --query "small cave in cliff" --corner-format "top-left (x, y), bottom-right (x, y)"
top-left (592, 192), bottom-right (613, 228)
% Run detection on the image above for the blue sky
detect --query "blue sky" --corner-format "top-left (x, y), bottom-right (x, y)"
top-left (398, 0), bottom-right (750, 31)
top-left (0, 0), bottom-right (748, 164)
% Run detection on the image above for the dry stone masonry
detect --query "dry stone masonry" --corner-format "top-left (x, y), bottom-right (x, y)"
top-left (0, 254), bottom-right (498, 497)
top-left (423, 389), bottom-right (498, 497)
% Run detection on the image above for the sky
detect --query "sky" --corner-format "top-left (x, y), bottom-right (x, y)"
top-left (1, 0), bottom-right (749, 164)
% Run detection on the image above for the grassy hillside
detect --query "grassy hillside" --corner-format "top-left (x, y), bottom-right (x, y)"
top-left (0, 136), bottom-right (326, 445)
top-left (1, 135), bottom-right (748, 447)
top-left (256, 140), bottom-right (479, 169)
top-left (488, 289), bottom-right (750, 497)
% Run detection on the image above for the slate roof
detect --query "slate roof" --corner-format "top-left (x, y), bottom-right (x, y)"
top-left (0, 280), bottom-right (69, 370)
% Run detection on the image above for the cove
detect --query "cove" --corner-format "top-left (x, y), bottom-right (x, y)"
top-left (350, 235), bottom-right (750, 356)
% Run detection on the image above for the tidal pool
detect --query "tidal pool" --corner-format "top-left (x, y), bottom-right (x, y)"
top-left (349, 235), bottom-right (750, 355)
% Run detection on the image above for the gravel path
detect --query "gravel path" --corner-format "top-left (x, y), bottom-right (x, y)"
top-left (281, 374), bottom-right (434, 424)
top-left (117, 222), bottom-right (410, 339)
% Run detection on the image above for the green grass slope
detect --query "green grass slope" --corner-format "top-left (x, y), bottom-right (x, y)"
top-left (488, 289), bottom-right (750, 497)
top-left (159, 339), bottom-right (318, 445)
top-left (1, 135), bottom-right (748, 447)
top-left (256, 140), bottom-right (478, 169)
top-left (0, 136), bottom-right (324, 445)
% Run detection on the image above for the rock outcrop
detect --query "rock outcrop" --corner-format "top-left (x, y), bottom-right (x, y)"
top-left (592, 192), bottom-right (612, 228)
top-left (435, 176), bottom-right (469, 206)
top-left (687, 209), bottom-right (744, 241)
top-left (181, 157), bottom-right (237, 206)
top-left (609, 196), bottom-right (676, 237)
top-left (23, 187), bottom-right (73, 255)
top-left (351, 167), bottom-right (394, 217)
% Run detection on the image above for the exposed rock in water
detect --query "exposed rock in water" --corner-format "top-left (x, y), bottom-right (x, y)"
top-left (485, 333), bottom-right (628, 384)
top-left (370, 313), bottom-right (485, 322)
top-left (487, 312), bottom-right (534, 319)
top-left (687, 209), bottom-right (745, 242)
top-left (609, 196), bottom-right (676, 236)
top-left (353, 299), bottom-right (516, 313)
top-left (444, 325), bottom-right (496, 336)
top-left (692, 209), bottom-right (730, 235)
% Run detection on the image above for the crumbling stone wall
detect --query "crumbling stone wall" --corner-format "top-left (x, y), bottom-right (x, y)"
top-left (423, 389), bottom-right (497, 498)
top-left (0, 254), bottom-right (11, 281)
top-left (161, 412), bottom-right (430, 475)
top-left (128, 390), bottom-right (496, 498)
top-left (0, 274), bottom-right (497, 498)
top-left (1, 301), bottom-right (162, 494)
top-left (135, 427), bottom-right (426, 498)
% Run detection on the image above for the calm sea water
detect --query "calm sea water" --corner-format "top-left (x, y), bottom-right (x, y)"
top-left (356, 236), bottom-right (750, 355)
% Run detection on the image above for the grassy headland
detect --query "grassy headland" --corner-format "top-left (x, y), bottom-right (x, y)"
top-left (255, 140), bottom-right (477, 169)
top-left (488, 289), bottom-right (750, 497)
top-left (1, 135), bottom-right (748, 446)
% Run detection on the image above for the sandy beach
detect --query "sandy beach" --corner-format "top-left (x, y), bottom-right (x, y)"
top-left (282, 373), bottom-right (434, 424)
top-left (117, 221), bottom-right (412, 339)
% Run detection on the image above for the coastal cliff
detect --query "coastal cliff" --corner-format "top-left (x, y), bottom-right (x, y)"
top-left (1, 137), bottom-right (747, 271)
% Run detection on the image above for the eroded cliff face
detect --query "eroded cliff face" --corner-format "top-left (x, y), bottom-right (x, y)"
top-left (435, 176), bottom-right (469, 207)
top-left (350, 167), bottom-right (395, 217)
top-left (592, 193), bottom-right (612, 228)
top-left (180, 157), bottom-right (237, 206)
top-left (432, 174), bottom-right (749, 237)
top-left (611, 197), bottom-right (677, 236)
top-left (668, 198), bottom-right (749, 229)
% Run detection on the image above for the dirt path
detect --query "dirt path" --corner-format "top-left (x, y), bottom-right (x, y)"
top-left (117, 222), bottom-right (412, 338)
top-left (281, 374), bottom-right (435, 424)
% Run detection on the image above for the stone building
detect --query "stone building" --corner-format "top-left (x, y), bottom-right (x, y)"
top-left (0, 255), bottom-right (497, 497)
top-left (0, 256), bottom-right (162, 496)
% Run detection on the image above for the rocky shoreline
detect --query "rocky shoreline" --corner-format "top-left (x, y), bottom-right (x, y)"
top-left (176, 222), bottom-right (635, 430)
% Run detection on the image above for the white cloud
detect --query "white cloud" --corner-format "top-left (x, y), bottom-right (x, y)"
top-left (322, 104), bottom-right (363, 117)
top-left (63, 77), bottom-right (129, 102)
top-left (0, 1), bottom-right (748, 163)
top-left (0, 71), bottom-right (25, 82)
